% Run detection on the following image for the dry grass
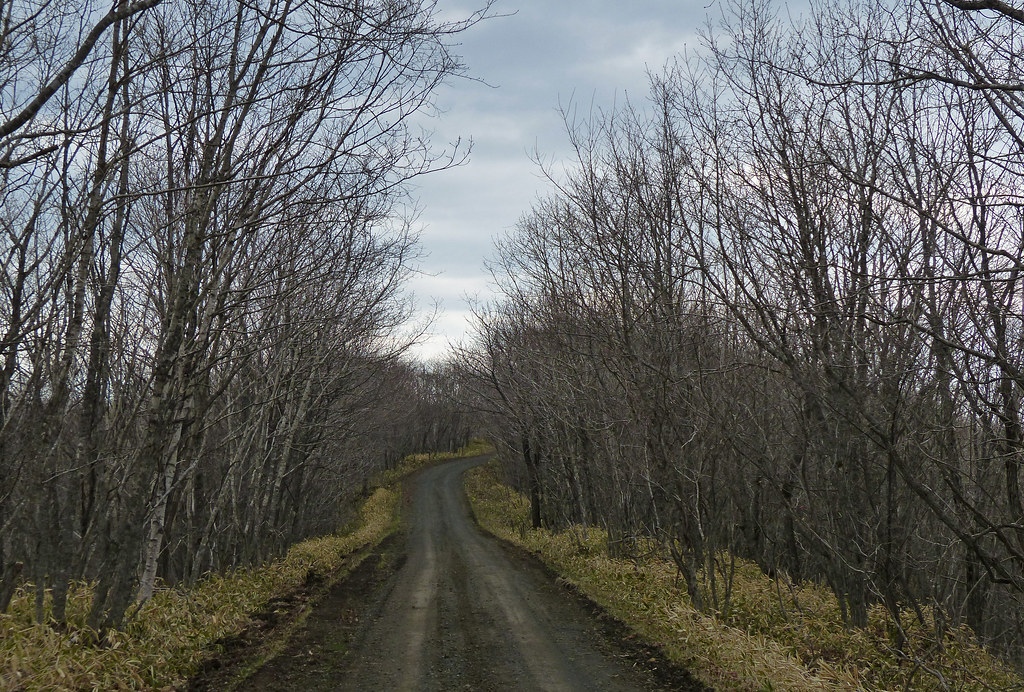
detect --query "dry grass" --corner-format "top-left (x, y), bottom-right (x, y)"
top-left (0, 440), bottom-right (493, 691)
top-left (0, 487), bottom-right (398, 691)
top-left (464, 460), bottom-right (1024, 692)
top-left (374, 437), bottom-right (493, 487)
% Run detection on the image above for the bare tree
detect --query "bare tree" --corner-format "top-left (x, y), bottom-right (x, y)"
top-left (1, 0), bottom-right (492, 630)
top-left (466, 0), bottom-right (1024, 669)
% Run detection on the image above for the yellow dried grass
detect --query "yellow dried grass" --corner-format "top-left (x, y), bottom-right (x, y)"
top-left (375, 437), bottom-right (493, 487)
top-left (0, 486), bottom-right (398, 691)
top-left (464, 461), bottom-right (1023, 692)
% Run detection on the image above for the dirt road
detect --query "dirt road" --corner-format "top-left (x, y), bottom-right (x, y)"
top-left (236, 456), bottom-right (699, 691)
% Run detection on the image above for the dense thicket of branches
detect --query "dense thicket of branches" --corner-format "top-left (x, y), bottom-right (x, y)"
top-left (465, 0), bottom-right (1024, 668)
top-left (0, 0), bottom-right (483, 628)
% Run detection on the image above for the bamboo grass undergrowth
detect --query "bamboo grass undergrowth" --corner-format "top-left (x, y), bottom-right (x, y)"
top-left (0, 440), bottom-right (490, 691)
top-left (464, 460), bottom-right (1023, 692)
top-left (1, 487), bottom-right (397, 691)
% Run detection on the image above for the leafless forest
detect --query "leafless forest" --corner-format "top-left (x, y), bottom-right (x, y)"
top-left (4, 0), bottom-right (1024, 680)
top-left (463, 0), bottom-right (1024, 669)
top-left (0, 0), bottom-right (477, 629)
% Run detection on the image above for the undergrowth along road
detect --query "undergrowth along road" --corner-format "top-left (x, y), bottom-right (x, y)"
top-left (230, 455), bottom-right (699, 691)
top-left (0, 442), bottom-right (488, 691)
top-left (0, 487), bottom-right (398, 691)
top-left (464, 460), bottom-right (1024, 691)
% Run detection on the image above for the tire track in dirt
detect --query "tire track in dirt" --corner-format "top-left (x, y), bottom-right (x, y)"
top-left (235, 456), bottom-right (703, 691)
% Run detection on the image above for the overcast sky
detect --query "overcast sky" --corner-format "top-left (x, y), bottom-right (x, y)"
top-left (404, 1), bottom-right (729, 361)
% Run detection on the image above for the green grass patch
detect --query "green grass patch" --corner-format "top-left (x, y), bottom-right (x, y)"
top-left (464, 460), bottom-right (1023, 691)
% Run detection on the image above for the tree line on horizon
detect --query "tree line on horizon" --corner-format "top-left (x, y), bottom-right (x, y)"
top-left (461, 0), bottom-right (1024, 672)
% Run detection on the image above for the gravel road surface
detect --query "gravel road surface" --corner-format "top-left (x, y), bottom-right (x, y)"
top-left (238, 456), bottom-right (697, 691)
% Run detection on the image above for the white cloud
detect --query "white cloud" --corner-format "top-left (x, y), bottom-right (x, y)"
top-left (407, 0), bottom-right (717, 359)
top-left (406, 309), bottom-right (481, 362)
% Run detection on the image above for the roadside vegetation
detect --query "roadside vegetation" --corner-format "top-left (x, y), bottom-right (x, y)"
top-left (0, 486), bottom-right (397, 691)
top-left (0, 441), bottom-right (485, 691)
top-left (466, 461), bottom-right (1024, 691)
top-left (458, 0), bottom-right (1024, 680)
top-left (377, 437), bottom-right (494, 487)
top-left (0, 0), bottom-right (488, 636)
